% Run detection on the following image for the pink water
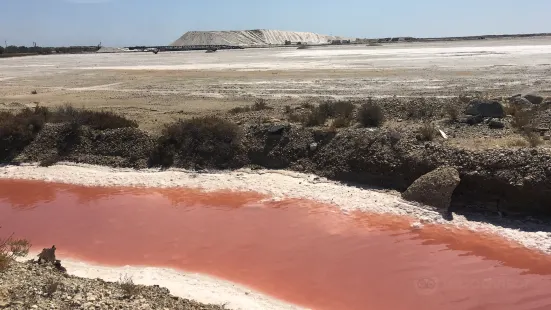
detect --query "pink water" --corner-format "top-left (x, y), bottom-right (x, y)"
top-left (1, 179), bottom-right (551, 310)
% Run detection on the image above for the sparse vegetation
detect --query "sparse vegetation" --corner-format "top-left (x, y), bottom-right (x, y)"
top-left (119, 274), bottom-right (141, 297)
top-left (44, 278), bottom-right (61, 297)
top-left (228, 99), bottom-right (271, 114)
top-left (252, 98), bottom-right (270, 111)
top-left (445, 105), bottom-right (460, 122)
top-left (0, 233), bottom-right (31, 271)
top-left (330, 116), bottom-right (352, 129)
top-left (404, 98), bottom-right (436, 120)
top-left (357, 100), bottom-right (384, 127)
top-left (149, 116), bottom-right (242, 168)
top-left (511, 109), bottom-right (534, 130)
top-left (0, 107), bottom-right (48, 161)
top-left (418, 122), bottom-right (437, 141)
top-left (523, 131), bottom-right (543, 148)
top-left (228, 106), bottom-right (251, 114)
top-left (50, 105), bottom-right (138, 130)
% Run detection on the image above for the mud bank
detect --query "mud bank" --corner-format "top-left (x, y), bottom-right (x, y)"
top-left (10, 123), bottom-right (551, 217)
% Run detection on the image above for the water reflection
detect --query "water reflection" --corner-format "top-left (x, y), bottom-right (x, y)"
top-left (1, 179), bottom-right (551, 310)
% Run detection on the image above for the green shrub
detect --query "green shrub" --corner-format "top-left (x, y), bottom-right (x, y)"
top-left (149, 116), bottom-right (242, 169)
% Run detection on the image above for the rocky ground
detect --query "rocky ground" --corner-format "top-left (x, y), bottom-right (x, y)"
top-left (0, 259), bottom-right (224, 310)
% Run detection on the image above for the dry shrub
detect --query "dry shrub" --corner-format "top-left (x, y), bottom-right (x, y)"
top-left (418, 122), bottom-right (437, 141)
top-left (330, 116), bottom-right (351, 129)
top-left (506, 138), bottom-right (529, 148)
top-left (301, 101), bottom-right (356, 127)
top-left (284, 105), bottom-right (292, 114)
top-left (119, 274), bottom-right (141, 297)
top-left (317, 101), bottom-right (355, 119)
top-left (357, 101), bottom-right (384, 127)
top-left (504, 103), bottom-right (520, 116)
top-left (405, 98), bottom-right (436, 120)
top-left (149, 116), bottom-right (242, 169)
top-left (301, 102), bottom-right (314, 109)
top-left (0, 107), bottom-right (49, 161)
top-left (0, 233), bottom-right (31, 271)
top-left (445, 105), bottom-right (460, 122)
top-left (44, 278), bottom-right (61, 297)
top-left (31, 90), bottom-right (38, 95)
top-left (229, 99), bottom-right (270, 114)
top-left (50, 105), bottom-right (137, 130)
top-left (228, 106), bottom-right (251, 114)
top-left (303, 109), bottom-right (328, 127)
top-left (512, 109), bottom-right (534, 130)
top-left (252, 98), bottom-right (270, 111)
top-left (523, 131), bottom-right (543, 148)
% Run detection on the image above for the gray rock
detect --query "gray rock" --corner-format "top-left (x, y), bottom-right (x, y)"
top-left (466, 114), bottom-right (484, 125)
top-left (402, 166), bottom-right (461, 211)
top-left (465, 99), bottom-right (505, 118)
top-left (488, 120), bottom-right (505, 129)
top-left (511, 96), bottom-right (533, 106)
top-left (523, 93), bottom-right (544, 105)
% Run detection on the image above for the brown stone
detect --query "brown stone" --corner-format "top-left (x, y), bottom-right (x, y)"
top-left (402, 166), bottom-right (461, 211)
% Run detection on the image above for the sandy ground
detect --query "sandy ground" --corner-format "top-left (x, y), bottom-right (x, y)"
top-left (1, 38), bottom-right (551, 131)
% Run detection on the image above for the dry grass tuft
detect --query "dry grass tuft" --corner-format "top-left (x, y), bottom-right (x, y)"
top-left (418, 122), bottom-right (437, 141)
top-left (119, 274), bottom-right (141, 297)
top-left (0, 233), bottom-right (31, 272)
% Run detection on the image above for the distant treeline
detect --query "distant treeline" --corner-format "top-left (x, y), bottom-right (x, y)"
top-left (0, 45), bottom-right (100, 55)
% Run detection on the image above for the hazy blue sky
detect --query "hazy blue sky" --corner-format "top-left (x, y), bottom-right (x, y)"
top-left (2, 0), bottom-right (551, 47)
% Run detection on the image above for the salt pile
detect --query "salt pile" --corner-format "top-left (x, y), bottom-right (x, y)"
top-left (171, 29), bottom-right (344, 46)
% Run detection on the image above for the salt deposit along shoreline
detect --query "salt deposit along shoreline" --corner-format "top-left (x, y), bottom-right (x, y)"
top-left (16, 252), bottom-right (304, 310)
top-left (1, 163), bottom-right (550, 256)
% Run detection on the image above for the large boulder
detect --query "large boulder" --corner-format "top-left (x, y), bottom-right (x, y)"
top-left (402, 166), bottom-right (461, 211)
top-left (465, 100), bottom-right (505, 118)
top-left (523, 93), bottom-right (544, 105)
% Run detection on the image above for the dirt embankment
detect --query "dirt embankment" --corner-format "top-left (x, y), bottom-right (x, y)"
top-left (2, 97), bottom-right (551, 217)
top-left (9, 125), bottom-right (550, 217)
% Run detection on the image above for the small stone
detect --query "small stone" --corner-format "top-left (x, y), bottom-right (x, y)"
top-left (31, 306), bottom-right (38, 309)
top-left (309, 142), bottom-right (318, 151)
top-left (488, 120), bottom-right (505, 129)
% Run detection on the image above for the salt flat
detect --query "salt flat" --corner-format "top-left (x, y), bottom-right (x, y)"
top-left (1, 37), bottom-right (550, 131)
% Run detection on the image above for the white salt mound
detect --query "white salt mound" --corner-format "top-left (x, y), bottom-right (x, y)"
top-left (171, 29), bottom-right (344, 46)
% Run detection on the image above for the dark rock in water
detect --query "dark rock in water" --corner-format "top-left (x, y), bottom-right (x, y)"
top-left (402, 166), bottom-right (461, 211)
top-left (267, 124), bottom-right (288, 135)
top-left (466, 114), bottom-right (484, 125)
top-left (488, 120), bottom-right (505, 129)
top-left (465, 100), bottom-right (505, 118)
top-left (523, 93), bottom-right (544, 105)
